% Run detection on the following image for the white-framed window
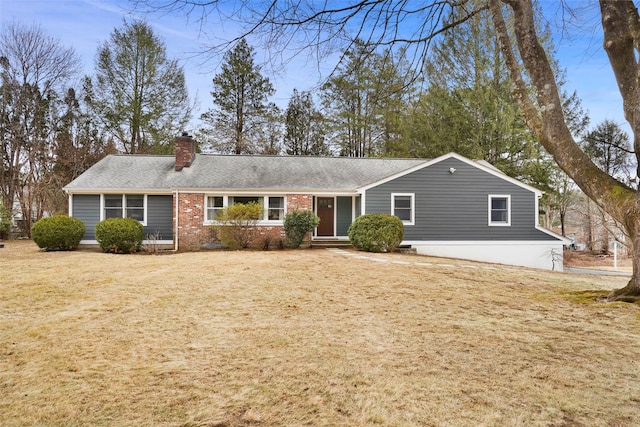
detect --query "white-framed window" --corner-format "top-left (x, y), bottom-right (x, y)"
top-left (488, 195), bottom-right (511, 226)
top-left (102, 194), bottom-right (146, 224)
top-left (205, 195), bottom-right (286, 223)
top-left (206, 196), bottom-right (224, 221)
top-left (267, 196), bottom-right (285, 220)
top-left (391, 193), bottom-right (414, 225)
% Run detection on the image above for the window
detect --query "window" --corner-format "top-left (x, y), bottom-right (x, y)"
top-left (267, 197), bottom-right (285, 220)
top-left (104, 195), bottom-right (123, 219)
top-left (103, 195), bottom-right (146, 223)
top-left (206, 196), bottom-right (224, 221)
top-left (392, 193), bottom-right (414, 225)
top-left (205, 195), bottom-right (285, 223)
top-left (489, 195), bottom-right (511, 226)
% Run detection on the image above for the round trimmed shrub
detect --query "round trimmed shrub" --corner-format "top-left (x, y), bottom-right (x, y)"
top-left (284, 210), bottom-right (320, 248)
top-left (348, 213), bottom-right (404, 253)
top-left (31, 215), bottom-right (85, 251)
top-left (95, 217), bottom-right (144, 254)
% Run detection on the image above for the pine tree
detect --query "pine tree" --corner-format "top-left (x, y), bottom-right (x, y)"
top-left (200, 38), bottom-right (274, 154)
top-left (284, 89), bottom-right (328, 156)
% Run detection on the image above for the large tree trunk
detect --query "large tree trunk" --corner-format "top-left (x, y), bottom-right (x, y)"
top-left (489, 0), bottom-right (640, 299)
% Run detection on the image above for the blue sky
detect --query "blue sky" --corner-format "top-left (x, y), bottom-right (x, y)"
top-left (0, 0), bottom-right (628, 136)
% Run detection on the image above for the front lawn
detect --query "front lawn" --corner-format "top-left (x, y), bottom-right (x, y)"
top-left (1, 241), bottom-right (638, 426)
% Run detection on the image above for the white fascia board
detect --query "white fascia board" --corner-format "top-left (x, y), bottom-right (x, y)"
top-left (181, 188), bottom-right (358, 196)
top-left (534, 225), bottom-right (573, 244)
top-left (357, 152), bottom-right (543, 196)
top-left (66, 189), bottom-right (172, 195)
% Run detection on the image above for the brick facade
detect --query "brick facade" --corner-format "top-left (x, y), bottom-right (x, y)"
top-left (174, 193), bottom-right (314, 250)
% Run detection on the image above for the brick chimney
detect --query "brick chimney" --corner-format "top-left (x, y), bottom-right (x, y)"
top-left (175, 132), bottom-right (195, 171)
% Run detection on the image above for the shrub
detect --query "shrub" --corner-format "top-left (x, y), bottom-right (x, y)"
top-left (348, 213), bottom-right (404, 253)
top-left (283, 210), bottom-right (320, 248)
top-left (213, 202), bottom-right (264, 249)
top-left (0, 203), bottom-right (11, 238)
top-left (31, 215), bottom-right (85, 251)
top-left (95, 217), bottom-right (144, 254)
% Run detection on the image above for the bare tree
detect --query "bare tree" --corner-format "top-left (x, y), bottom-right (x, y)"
top-left (0, 22), bottom-right (80, 235)
top-left (136, 0), bottom-right (640, 299)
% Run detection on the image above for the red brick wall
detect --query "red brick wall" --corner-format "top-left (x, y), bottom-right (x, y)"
top-left (174, 192), bottom-right (212, 250)
top-left (287, 194), bottom-right (313, 211)
top-left (174, 193), bottom-right (315, 250)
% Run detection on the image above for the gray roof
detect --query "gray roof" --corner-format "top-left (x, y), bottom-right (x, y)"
top-left (64, 154), bottom-right (427, 193)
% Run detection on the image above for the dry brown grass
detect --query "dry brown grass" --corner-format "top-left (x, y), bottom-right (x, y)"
top-left (1, 240), bottom-right (639, 427)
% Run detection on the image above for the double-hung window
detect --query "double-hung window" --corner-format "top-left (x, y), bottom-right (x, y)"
top-left (489, 195), bottom-right (511, 226)
top-left (392, 193), bottom-right (414, 225)
top-left (206, 196), bottom-right (224, 221)
top-left (103, 195), bottom-right (146, 223)
top-left (267, 196), bottom-right (285, 220)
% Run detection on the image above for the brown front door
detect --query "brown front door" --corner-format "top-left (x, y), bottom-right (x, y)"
top-left (316, 197), bottom-right (335, 236)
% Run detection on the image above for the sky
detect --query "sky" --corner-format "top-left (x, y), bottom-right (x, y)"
top-left (0, 0), bottom-right (629, 136)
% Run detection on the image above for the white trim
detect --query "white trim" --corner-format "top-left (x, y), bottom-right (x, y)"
top-left (203, 194), bottom-right (286, 225)
top-left (68, 194), bottom-right (73, 216)
top-left (351, 195), bottom-right (357, 223)
top-left (179, 189), bottom-right (358, 196)
top-left (66, 189), bottom-right (172, 195)
top-left (80, 239), bottom-right (173, 246)
top-left (488, 194), bottom-right (511, 226)
top-left (100, 194), bottom-right (148, 226)
top-left (391, 193), bottom-right (415, 225)
top-left (357, 152), bottom-right (544, 196)
top-left (314, 195), bottom-right (337, 237)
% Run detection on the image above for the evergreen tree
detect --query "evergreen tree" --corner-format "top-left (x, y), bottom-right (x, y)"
top-left (321, 42), bottom-right (411, 157)
top-left (582, 120), bottom-right (633, 183)
top-left (284, 89), bottom-right (329, 156)
top-left (200, 38), bottom-right (274, 154)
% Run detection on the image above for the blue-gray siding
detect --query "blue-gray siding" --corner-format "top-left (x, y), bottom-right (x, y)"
top-left (336, 196), bottom-right (352, 236)
top-left (72, 194), bottom-right (173, 241)
top-left (145, 195), bottom-right (173, 240)
top-left (364, 157), bottom-right (558, 241)
top-left (72, 195), bottom-right (100, 240)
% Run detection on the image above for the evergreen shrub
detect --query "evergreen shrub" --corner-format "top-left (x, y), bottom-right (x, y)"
top-left (347, 213), bottom-right (404, 253)
top-left (31, 215), bottom-right (85, 251)
top-left (213, 202), bottom-right (264, 249)
top-left (283, 210), bottom-right (320, 248)
top-left (95, 217), bottom-right (144, 253)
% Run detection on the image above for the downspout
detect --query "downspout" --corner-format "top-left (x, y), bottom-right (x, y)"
top-left (174, 190), bottom-right (179, 251)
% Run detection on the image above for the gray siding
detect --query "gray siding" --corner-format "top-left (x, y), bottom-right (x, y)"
top-left (72, 195), bottom-right (100, 240)
top-left (145, 195), bottom-right (173, 240)
top-left (72, 194), bottom-right (173, 241)
top-left (336, 196), bottom-right (352, 236)
top-left (364, 157), bottom-right (558, 241)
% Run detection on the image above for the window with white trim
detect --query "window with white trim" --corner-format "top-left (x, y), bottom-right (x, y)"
top-left (489, 195), bottom-right (511, 226)
top-left (267, 196), bottom-right (285, 220)
top-left (205, 195), bottom-right (285, 223)
top-left (103, 194), bottom-right (146, 223)
top-left (391, 193), bottom-right (414, 225)
top-left (206, 196), bottom-right (224, 221)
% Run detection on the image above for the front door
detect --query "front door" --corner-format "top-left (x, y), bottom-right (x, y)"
top-left (316, 197), bottom-right (335, 236)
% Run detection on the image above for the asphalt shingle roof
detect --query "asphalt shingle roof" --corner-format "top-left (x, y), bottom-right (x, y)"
top-left (64, 154), bottom-right (428, 192)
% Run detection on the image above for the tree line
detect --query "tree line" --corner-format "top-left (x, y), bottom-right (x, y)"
top-left (1, 8), bottom-right (635, 254)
